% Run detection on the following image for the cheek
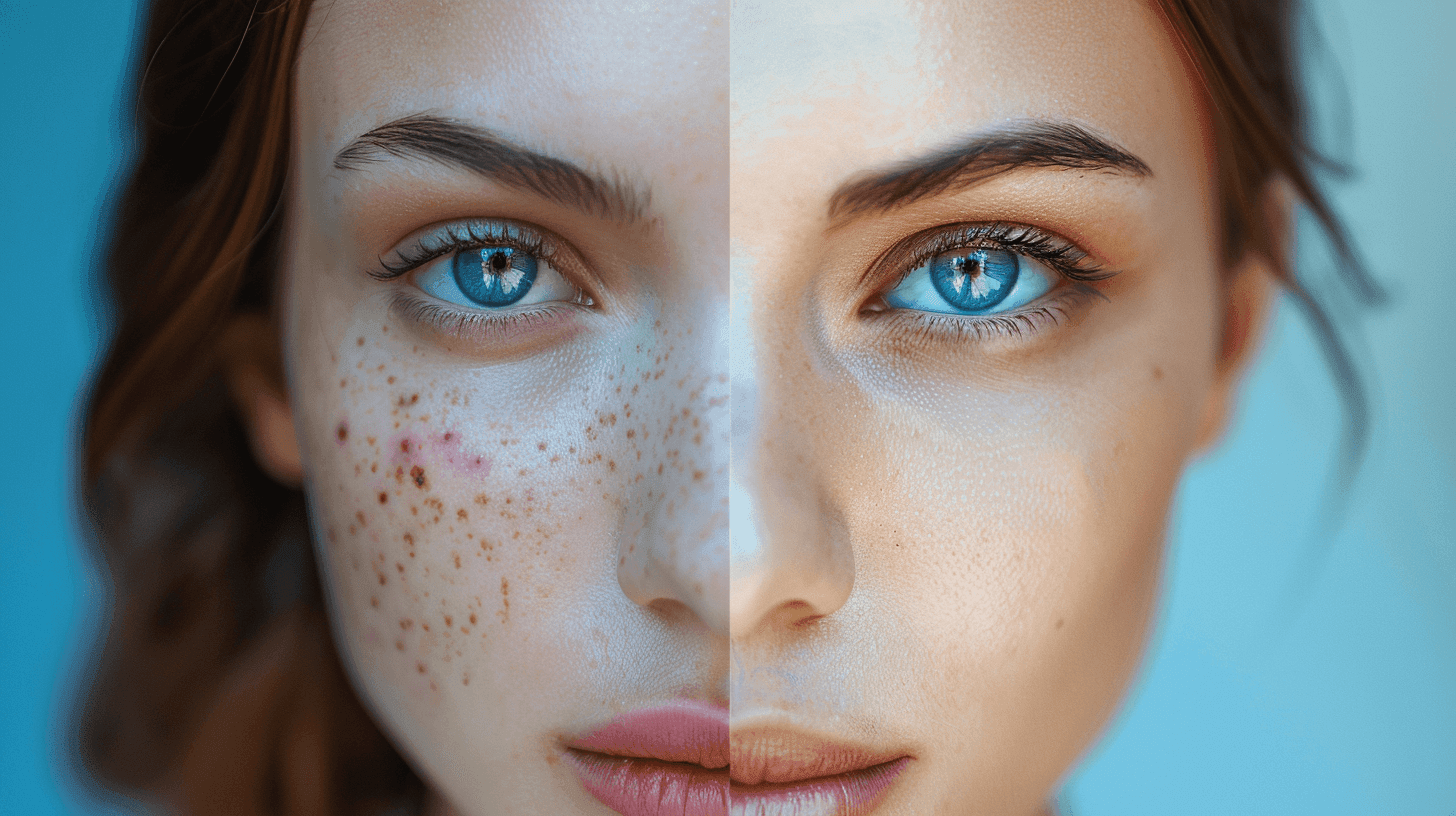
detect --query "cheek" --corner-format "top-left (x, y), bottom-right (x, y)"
top-left (818, 344), bottom-right (1205, 797)
top-left (297, 327), bottom-right (609, 713)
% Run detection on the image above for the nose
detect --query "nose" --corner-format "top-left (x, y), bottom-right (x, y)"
top-left (615, 314), bottom-right (731, 637)
top-left (727, 296), bottom-right (854, 639)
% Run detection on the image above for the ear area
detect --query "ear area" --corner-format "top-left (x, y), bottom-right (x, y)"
top-left (219, 312), bottom-right (303, 487)
top-left (1193, 181), bottom-right (1287, 453)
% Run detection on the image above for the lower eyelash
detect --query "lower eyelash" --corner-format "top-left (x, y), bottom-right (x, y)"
top-left (863, 285), bottom-right (1094, 348)
top-left (389, 291), bottom-right (584, 344)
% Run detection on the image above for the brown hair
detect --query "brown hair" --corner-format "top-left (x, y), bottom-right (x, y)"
top-left (73, 0), bottom-right (1371, 812)
top-left (76, 0), bottom-right (420, 813)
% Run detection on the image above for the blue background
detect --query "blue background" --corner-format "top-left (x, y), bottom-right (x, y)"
top-left (1, 0), bottom-right (1451, 813)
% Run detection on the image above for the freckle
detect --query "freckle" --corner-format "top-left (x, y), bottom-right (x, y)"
top-left (357, 336), bottom-right (365, 346)
top-left (410, 393), bottom-right (419, 405)
top-left (422, 623), bottom-right (430, 632)
top-left (444, 615), bottom-right (453, 627)
top-left (411, 506), bottom-right (418, 515)
top-left (356, 510), bottom-right (367, 527)
top-left (367, 436), bottom-right (376, 446)
top-left (370, 596), bottom-right (379, 608)
top-left (454, 553), bottom-right (462, 569)
top-left (336, 422), bottom-right (349, 442)
top-left (1057, 618), bottom-right (1065, 629)
top-left (469, 613), bottom-right (477, 625)
top-left (1152, 365), bottom-right (1164, 380)
top-left (378, 492), bottom-right (388, 504)
top-left (340, 378), bottom-right (347, 388)
top-left (382, 325), bottom-right (389, 333)
top-left (411, 466), bottom-right (428, 488)
top-left (657, 463), bottom-right (664, 475)
top-left (475, 494), bottom-right (489, 506)
top-left (458, 508), bottom-right (468, 520)
top-left (693, 470), bottom-right (704, 481)
top-left (377, 573), bottom-right (387, 586)
top-left (396, 562), bottom-right (404, 574)
top-left (388, 376), bottom-right (396, 384)
top-left (416, 662), bottom-right (427, 674)
top-left (462, 674), bottom-right (470, 686)
top-left (401, 439), bottom-right (411, 454)
top-left (608, 460), bottom-right (616, 471)
top-left (400, 618), bottom-right (413, 630)
top-left (626, 429), bottom-right (635, 439)
top-left (395, 640), bottom-right (405, 651)
top-left (568, 446), bottom-right (576, 454)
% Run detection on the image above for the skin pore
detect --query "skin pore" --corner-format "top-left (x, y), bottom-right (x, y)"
top-left (237, 0), bottom-right (729, 813)
top-left (729, 0), bottom-right (1272, 814)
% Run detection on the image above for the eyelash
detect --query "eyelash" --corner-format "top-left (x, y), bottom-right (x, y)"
top-left (372, 220), bottom-right (556, 280)
top-left (865, 221), bottom-right (1115, 341)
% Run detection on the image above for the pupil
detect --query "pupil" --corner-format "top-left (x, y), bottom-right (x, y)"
top-left (490, 251), bottom-right (510, 272)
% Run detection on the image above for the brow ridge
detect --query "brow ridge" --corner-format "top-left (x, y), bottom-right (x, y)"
top-left (333, 113), bottom-right (651, 222)
top-left (828, 120), bottom-right (1152, 221)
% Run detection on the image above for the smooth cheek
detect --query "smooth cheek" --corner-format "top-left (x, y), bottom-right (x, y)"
top-left (809, 321), bottom-right (1210, 810)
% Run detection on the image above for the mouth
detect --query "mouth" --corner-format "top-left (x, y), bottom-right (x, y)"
top-left (728, 728), bottom-right (911, 816)
top-left (564, 700), bottom-right (730, 816)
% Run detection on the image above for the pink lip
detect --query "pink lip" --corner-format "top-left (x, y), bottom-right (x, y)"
top-left (564, 700), bottom-right (729, 816)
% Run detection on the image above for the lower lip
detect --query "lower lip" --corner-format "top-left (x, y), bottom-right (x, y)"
top-left (565, 750), bottom-right (729, 816)
top-left (729, 757), bottom-right (910, 816)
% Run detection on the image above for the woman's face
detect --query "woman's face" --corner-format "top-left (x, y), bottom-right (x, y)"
top-left (730, 0), bottom-right (1250, 813)
top-left (276, 0), bottom-right (1256, 813)
top-left (282, 0), bottom-right (728, 813)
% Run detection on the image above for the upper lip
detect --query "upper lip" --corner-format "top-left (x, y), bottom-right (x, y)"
top-left (729, 725), bottom-right (910, 786)
top-left (564, 699), bottom-right (729, 769)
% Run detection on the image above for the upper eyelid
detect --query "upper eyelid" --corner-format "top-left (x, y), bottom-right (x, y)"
top-left (866, 221), bottom-right (1111, 293)
top-left (374, 219), bottom-right (558, 280)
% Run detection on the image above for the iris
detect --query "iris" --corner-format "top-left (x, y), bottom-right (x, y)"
top-left (928, 249), bottom-right (1017, 312)
top-left (452, 247), bottom-right (539, 307)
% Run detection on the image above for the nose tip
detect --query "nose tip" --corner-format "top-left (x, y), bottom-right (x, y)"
top-left (617, 486), bottom-right (730, 634)
top-left (728, 462), bottom-right (854, 638)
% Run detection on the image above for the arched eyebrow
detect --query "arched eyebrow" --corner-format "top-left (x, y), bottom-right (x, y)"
top-left (333, 113), bottom-right (652, 224)
top-left (827, 120), bottom-right (1151, 223)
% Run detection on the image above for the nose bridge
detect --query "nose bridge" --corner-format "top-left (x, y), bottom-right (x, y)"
top-left (728, 259), bottom-right (855, 639)
top-left (615, 307), bottom-right (730, 636)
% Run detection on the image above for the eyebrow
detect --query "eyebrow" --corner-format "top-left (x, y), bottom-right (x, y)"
top-left (827, 120), bottom-right (1152, 222)
top-left (333, 113), bottom-right (651, 223)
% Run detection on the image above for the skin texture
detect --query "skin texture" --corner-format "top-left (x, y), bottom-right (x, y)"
top-left (246, 0), bottom-right (729, 813)
top-left (728, 0), bottom-right (1272, 814)
top-left (229, 0), bottom-right (1275, 813)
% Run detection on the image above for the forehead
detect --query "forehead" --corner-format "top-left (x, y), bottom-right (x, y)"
top-left (296, 0), bottom-right (727, 179)
top-left (731, 0), bottom-right (1209, 204)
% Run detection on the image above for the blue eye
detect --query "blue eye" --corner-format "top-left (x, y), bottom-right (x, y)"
top-left (387, 221), bottom-right (583, 311)
top-left (451, 247), bottom-right (537, 306)
top-left (884, 247), bottom-right (1055, 316)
